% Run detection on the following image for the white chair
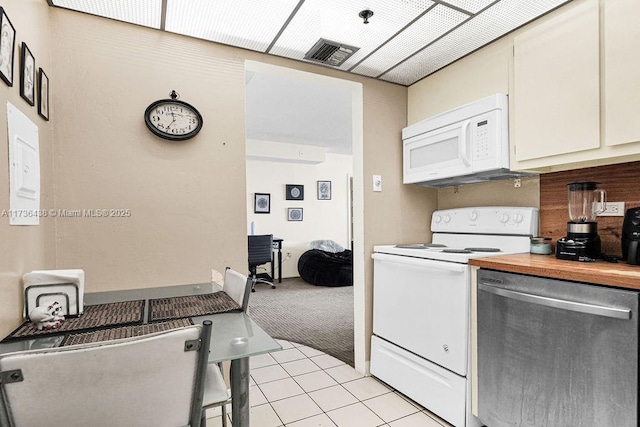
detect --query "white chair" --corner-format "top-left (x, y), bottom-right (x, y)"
top-left (223, 267), bottom-right (252, 312)
top-left (0, 320), bottom-right (227, 427)
top-left (201, 267), bottom-right (252, 426)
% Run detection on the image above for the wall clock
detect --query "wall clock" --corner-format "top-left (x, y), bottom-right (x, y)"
top-left (144, 90), bottom-right (203, 141)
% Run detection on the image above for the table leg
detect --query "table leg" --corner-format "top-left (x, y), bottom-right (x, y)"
top-left (270, 256), bottom-right (275, 282)
top-left (277, 248), bottom-right (282, 283)
top-left (230, 357), bottom-right (250, 427)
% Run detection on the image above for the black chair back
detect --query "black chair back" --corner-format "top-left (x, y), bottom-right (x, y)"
top-left (248, 234), bottom-right (273, 269)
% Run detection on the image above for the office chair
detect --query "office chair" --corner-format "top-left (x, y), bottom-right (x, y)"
top-left (0, 321), bottom-right (228, 427)
top-left (248, 234), bottom-right (276, 292)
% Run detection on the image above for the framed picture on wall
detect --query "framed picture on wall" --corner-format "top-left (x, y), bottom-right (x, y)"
top-left (38, 68), bottom-right (49, 121)
top-left (285, 184), bottom-right (304, 200)
top-left (317, 180), bottom-right (331, 200)
top-left (287, 207), bottom-right (303, 221)
top-left (19, 42), bottom-right (35, 106)
top-left (0, 7), bottom-right (16, 87)
top-left (254, 193), bottom-right (270, 214)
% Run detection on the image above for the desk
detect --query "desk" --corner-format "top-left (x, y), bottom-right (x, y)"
top-left (271, 237), bottom-right (283, 283)
top-left (0, 283), bottom-right (281, 427)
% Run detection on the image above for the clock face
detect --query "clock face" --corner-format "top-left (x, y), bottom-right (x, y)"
top-left (144, 99), bottom-right (203, 141)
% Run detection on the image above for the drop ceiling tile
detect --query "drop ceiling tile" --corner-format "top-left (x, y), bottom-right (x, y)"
top-left (351, 4), bottom-right (467, 78)
top-left (269, 0), bottom-right (434, 70)
top-left (52, 0), bottom-right (162, 28)
top-left (165, 0), bottom-right (300, 52)
top-left (443, 0), bottom-right (496, 14)
top-left (380, 0), bottom-right (572, 85)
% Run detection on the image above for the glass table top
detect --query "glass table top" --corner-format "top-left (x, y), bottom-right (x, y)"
top-left (0, 283), bottom-right (281, 361)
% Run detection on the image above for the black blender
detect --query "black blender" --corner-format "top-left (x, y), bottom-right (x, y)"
top-left (556, 181), bottom-right (606, 261)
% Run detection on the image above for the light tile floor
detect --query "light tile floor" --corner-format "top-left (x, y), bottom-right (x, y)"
top-left (206, 339), bottom-right (453, 427)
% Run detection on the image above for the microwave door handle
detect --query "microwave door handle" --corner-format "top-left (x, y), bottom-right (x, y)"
top-left (459, 120), bottom-right (471, 166)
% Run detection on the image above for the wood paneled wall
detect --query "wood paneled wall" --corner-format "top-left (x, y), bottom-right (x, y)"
top-left (539, 161), bottom-right (640, 257)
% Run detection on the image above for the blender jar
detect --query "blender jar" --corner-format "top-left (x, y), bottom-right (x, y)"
top-left (567, 182), bottom-right (606, 223)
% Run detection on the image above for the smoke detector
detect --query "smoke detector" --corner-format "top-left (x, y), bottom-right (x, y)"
top-left (304, 38), bottom-right (359, 67)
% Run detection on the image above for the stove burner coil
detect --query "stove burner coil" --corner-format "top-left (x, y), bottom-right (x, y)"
top-left (464, 247), bottom-right (501, 252)
top-left (442, 249), bottom-right (473, 253)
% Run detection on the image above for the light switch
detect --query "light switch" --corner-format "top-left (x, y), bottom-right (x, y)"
top-left (373, 175), bottom-right (382, 192)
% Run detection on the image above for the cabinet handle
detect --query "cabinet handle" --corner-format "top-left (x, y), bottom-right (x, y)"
top-left (478, 282), bottom-right (632, 320)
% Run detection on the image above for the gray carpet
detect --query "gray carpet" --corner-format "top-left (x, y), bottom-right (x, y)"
top-left (248, 277), bottom-right (354, 367)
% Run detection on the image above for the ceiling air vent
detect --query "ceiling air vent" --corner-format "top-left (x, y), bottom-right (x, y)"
top-left (304, 38), bottom-right (359, 67)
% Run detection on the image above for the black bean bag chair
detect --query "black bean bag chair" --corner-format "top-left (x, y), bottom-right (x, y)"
top-left (297, 249), bottom-right (353, 287)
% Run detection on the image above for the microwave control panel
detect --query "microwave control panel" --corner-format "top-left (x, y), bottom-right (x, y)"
top-left (471, 112), bottom-right (496, 162)
top-left (473, 119), bottom-right (491, 160)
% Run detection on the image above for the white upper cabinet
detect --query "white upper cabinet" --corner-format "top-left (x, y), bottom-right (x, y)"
top-left (512, 0), bottom-right (600, 164)
top-left (604, 0), bottom-right (640, 147)
top-left (510, 0), bottom-right (640, 172)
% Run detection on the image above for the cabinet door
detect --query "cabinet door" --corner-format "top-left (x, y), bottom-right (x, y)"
top-left (604, 0), bottom-right (640, 146)
top-left (512, 0), bottom-right (600, 162)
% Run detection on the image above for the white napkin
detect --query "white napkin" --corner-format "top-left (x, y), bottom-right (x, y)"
top-left (23, 269), bottom-right (85, 317)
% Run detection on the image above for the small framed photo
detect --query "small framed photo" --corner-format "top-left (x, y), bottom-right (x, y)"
top-left (287, 207), bottom-right (303, 222)
top-left (254, 193), bottom-right (270, 214)
top-left (20, 42), bottom-right (35, 106)
top-left (0, 7), bottom-right (16, 86)
top-left (285, 184), bottom-right (304, 200)
top-left (317, 180), bottom-right (332, 200)
top-left (38, 68), bottom-right (49, 121)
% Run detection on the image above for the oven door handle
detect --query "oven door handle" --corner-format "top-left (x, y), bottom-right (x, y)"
top-left (478, 282), bottom-right (632, 320)
top-left (372, 253), bottom-right (466, 273)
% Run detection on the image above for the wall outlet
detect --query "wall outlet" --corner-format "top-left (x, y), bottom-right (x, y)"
top-left (597, 201), bottom-right (625, 217)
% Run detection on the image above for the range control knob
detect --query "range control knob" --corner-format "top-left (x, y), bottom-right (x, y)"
top-left (469, 211), bottom-right (478, 221)
top-left (433, 214), bottom-right (442, 224)
top-left (443, 215), bottom-right (451, 223)
top-left (512, 213), bottom-right (524, 223)
top-left (499, 213), bottom-right (510, 223)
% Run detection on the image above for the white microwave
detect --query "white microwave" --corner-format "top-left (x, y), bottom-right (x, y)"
top-left (403, 94), bottom-right (530, 188)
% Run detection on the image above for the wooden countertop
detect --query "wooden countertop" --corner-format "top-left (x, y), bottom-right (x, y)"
top-left (469, 253), bottom-right (640, 290)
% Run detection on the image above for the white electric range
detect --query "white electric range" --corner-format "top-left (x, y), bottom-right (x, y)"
top-left (371, 206), bottom-right (539, 427)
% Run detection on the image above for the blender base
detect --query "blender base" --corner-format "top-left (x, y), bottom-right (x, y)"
top-left (555, 237), bottom-right (601, 262)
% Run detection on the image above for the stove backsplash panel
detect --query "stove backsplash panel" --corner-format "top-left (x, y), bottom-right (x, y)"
top-left (539, 161), bottom-right (640, 258)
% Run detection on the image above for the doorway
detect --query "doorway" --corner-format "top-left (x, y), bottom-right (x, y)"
top-left (244, 60), bottom-right (365, 372)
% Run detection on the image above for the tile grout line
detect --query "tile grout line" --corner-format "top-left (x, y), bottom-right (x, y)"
top-left (248, 339), bottom-right (449, 427)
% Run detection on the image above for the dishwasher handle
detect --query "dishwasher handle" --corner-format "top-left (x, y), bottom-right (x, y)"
top-left (478, 281), bottom-right (632, 320)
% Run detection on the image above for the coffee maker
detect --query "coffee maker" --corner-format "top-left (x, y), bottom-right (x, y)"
top-left (556, 181), bottom-right (606, 261)
top-left (622, 207), bottom-right (640, 265)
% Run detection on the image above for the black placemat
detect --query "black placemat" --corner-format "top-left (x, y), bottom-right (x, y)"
top-left (4, 300), bottom-right (145, 341)
top-left (149, 292), bottom-right (241, 321)
top-left (61, 318), bottom-right (193, 346)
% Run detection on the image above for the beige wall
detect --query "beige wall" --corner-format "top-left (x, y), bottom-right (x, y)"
top-left (0, 0), bottom-right (55, 338)
top-left (50, 10), bottom-right (249, 290)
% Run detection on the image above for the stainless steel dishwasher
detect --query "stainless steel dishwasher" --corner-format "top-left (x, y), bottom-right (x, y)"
top-left (477, 269), bottom-right (639, 427)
